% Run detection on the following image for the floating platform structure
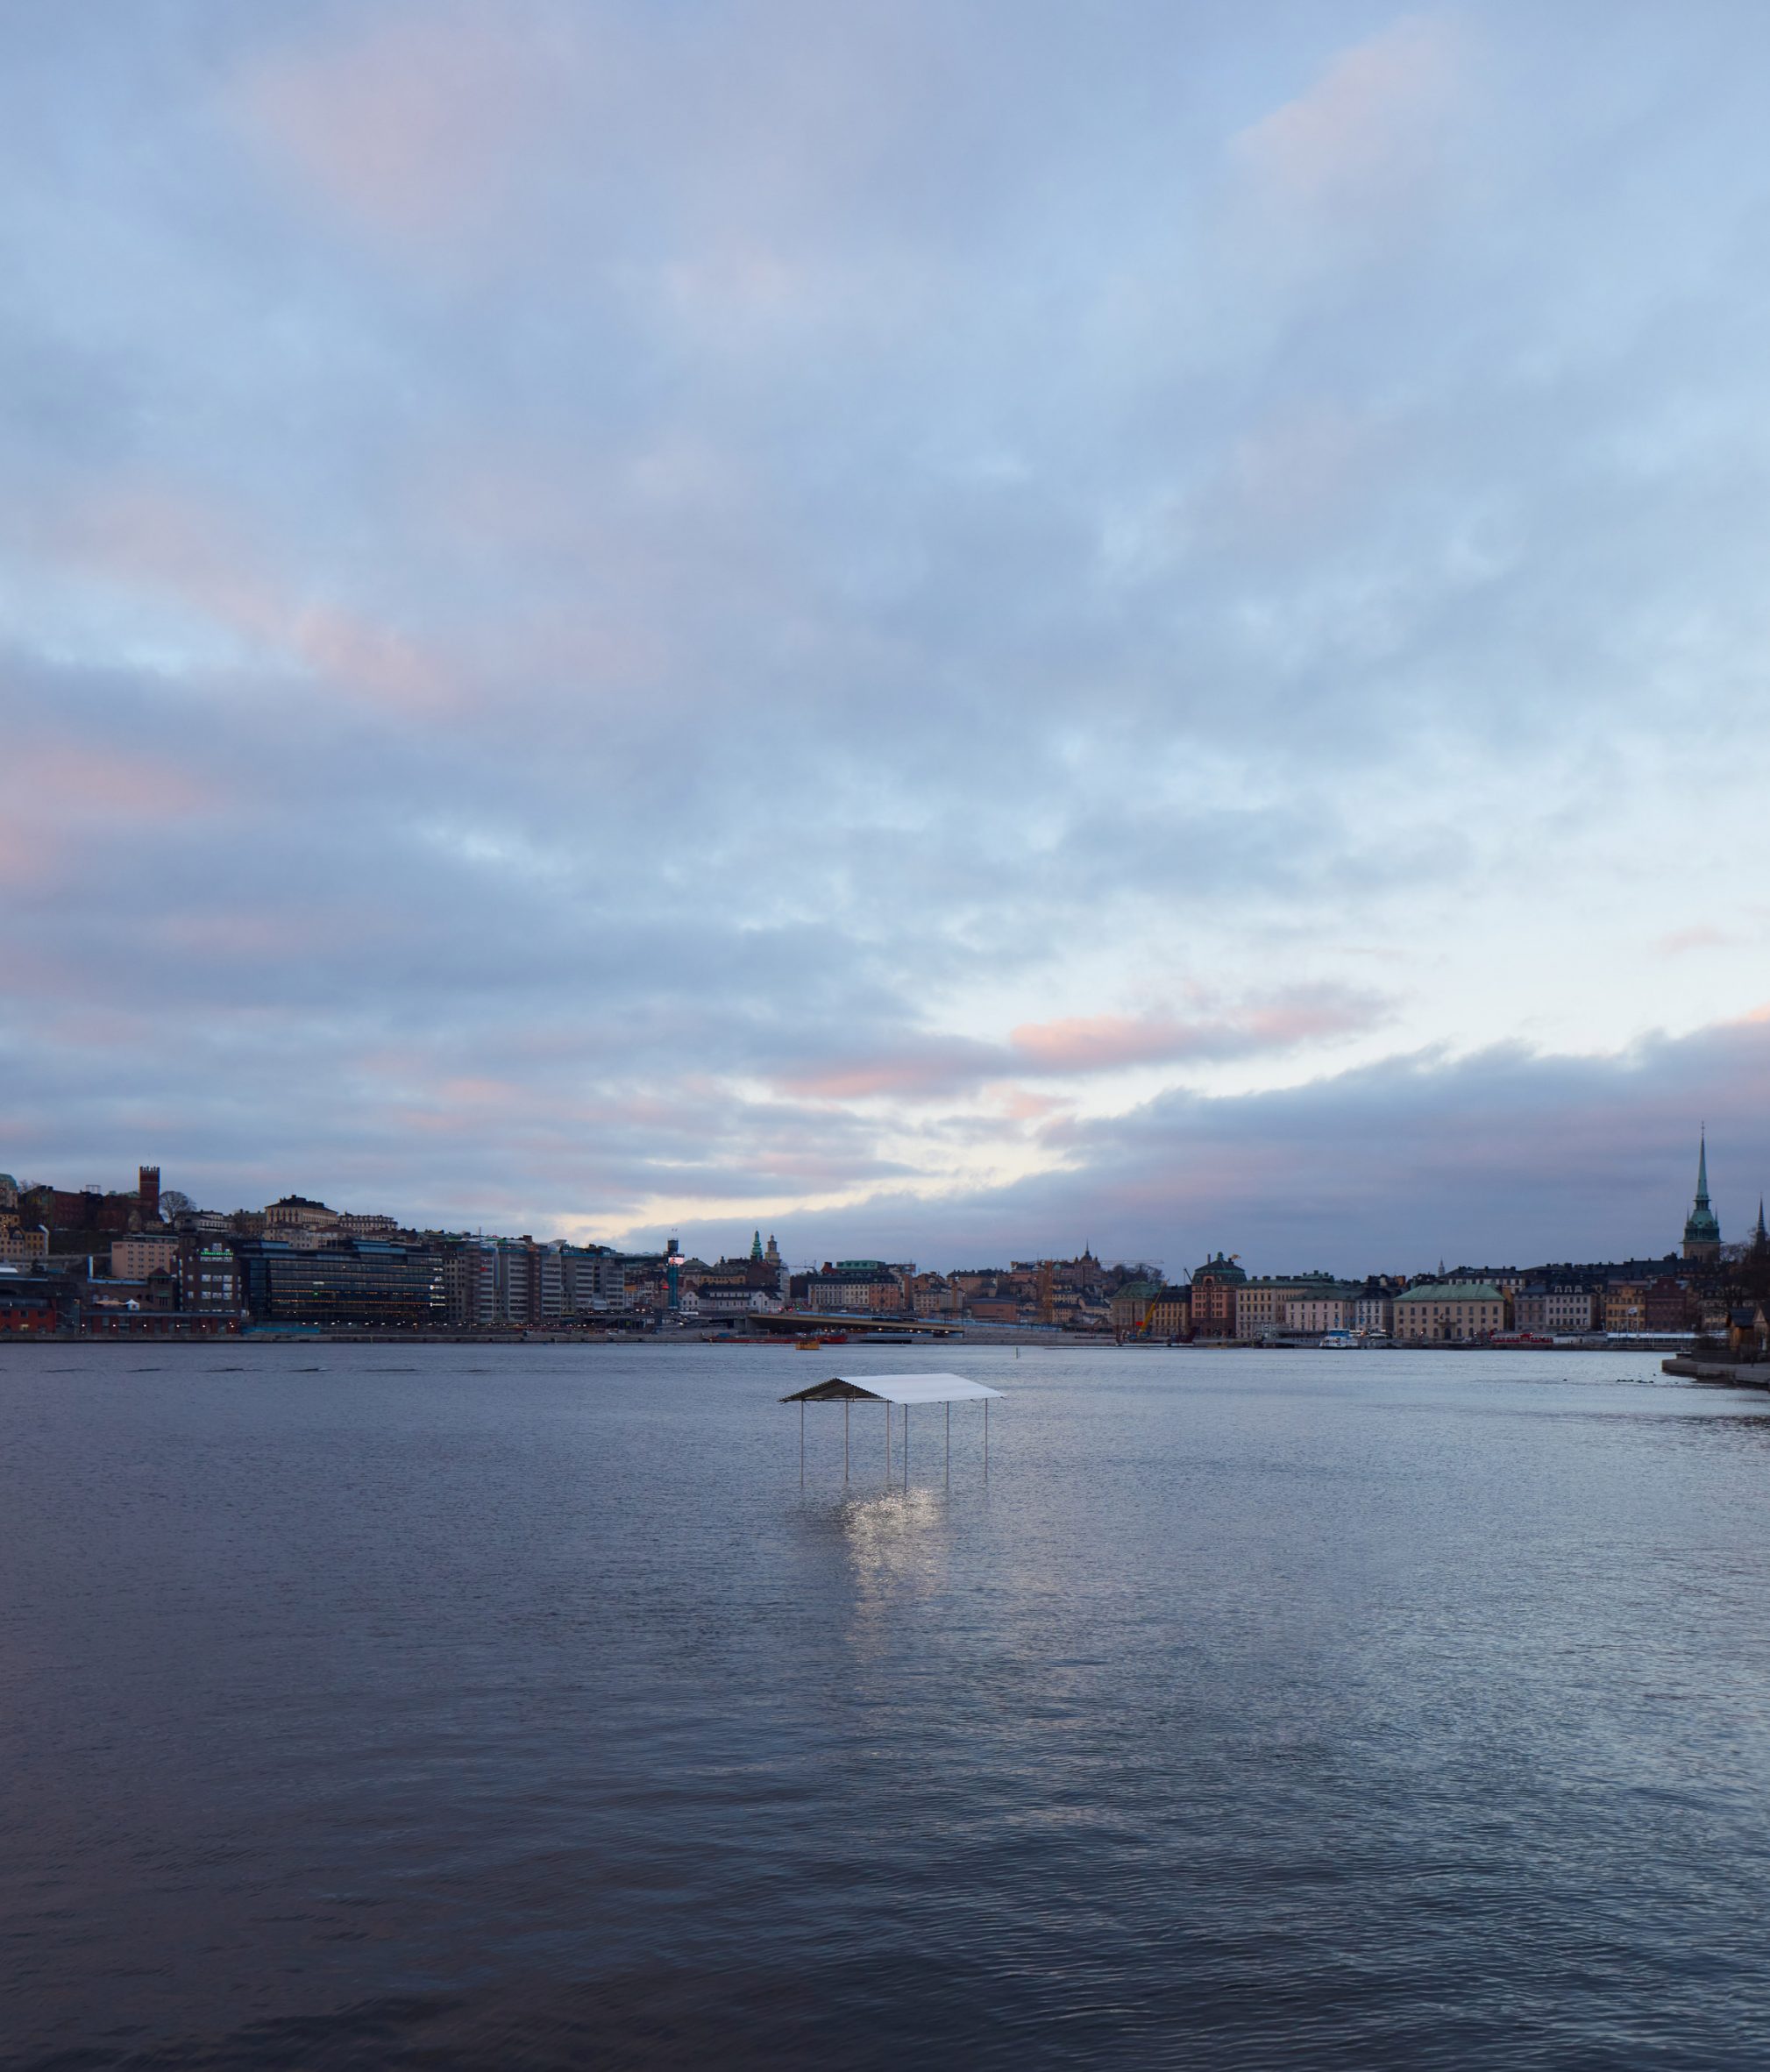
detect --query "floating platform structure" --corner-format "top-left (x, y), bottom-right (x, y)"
top-left (779, 1372), bottom-right (1004, 1487)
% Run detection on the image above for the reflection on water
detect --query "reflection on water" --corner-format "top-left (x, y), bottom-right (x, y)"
top-left (3, 1343), bottom-right (1770, 2071)
top-left (839, 1486), bottom-right (956, 1599)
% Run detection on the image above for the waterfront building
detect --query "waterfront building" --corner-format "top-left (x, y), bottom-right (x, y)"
top-left (1643, 1276), bottom-right (1693, 1330)
top-left (700, 1284), bottom-right (783, 1320)
top-left (1392, 1281), bottom-right (1509, 1342)
top-left (1237, 1274), bottom-right (1338, 1340)
top-left (1682, 1134), bottom-right (1722, 1260)
top-left (1729, 1302), bottom-right (1770, 1357)
top-left (493, 1238), bottom-right (540, 1325)
top-left (1189, 1254), bottom-right (1246, 1338)
top-left (438, 1238), bottom-right (497, 1327)
top-left (969, 1296), bottom-right (1031, 1325)
top-left (1285, 1288), bottom-right (1361, 1334)
top-left (1109, 1280), bottom-right (1164, 1337)
top-left (1515, 1283), bottom-right (1599, 1334)
top-left (1353, 1279), bottom-right (1399, 1335)
top-left (1439, 1265), bottom-right (1525, 1299)
top-left (234, 1238), bottom-right (445, 1329)
top-left (1146, 1287), bottom-right (1191, 1338)
top-left (805, 1262), bottom-right (906, 1314)
top-left (1603, 1280), bottom-right (1648, 1333)
top-left (556, 1244), bottom-right (626, 1315)
top-left (181, 1244), bottom-right (241, 1314)
top-left (534, 1242), bottom-right (565, 1322)
top-left (1353, 1293), bottom-right (1392, 1334)
top-left (0, 1265), bottom-right (60, 1331)
top-left (111, 1232), bottom-right (181, 1281)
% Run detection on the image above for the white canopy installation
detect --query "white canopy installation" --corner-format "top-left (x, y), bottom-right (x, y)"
top-left (780, 1373), bottom-right (1003, 1487)
top-left (778, 1373), bottom-right (1004, 1405)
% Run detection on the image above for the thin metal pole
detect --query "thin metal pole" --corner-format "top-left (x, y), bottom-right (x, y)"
top-left (945, 1401), bottom-right (950, 1486)
top-left (904, 1404), bottom-right (909, 1491)
top-left (885, 1400), bottom-right (890, 1482)
top-left (844, 1399), bottom-right (849, 1481)
top-left (800, 1401), bottom-right (805, 1487)
top-left (984, 1396), bottom-right (989, 1479)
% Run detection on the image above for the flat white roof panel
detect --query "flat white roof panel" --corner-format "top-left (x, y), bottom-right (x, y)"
top-left (779, 1372), bottom-right (1004, 1405)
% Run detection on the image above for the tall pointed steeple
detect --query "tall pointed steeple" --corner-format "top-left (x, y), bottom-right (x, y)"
top-left (750, 1229), bottom-right (764, 1260)
top-left (1683, 1130), bottom-right (1721, 1260)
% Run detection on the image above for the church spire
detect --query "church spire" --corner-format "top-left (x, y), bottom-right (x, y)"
top-left (1683, 1129), bottom-right (1721, 1259)
top-left (750, 1229), bottom-right (763, 1260)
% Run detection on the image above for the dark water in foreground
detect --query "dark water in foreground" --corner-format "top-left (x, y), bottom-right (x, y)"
top-left (4, 1344), bottom-right (1770, 2070)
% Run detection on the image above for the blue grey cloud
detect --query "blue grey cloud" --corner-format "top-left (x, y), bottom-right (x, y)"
top-left (4, 2), bottom-right (1770, 1259)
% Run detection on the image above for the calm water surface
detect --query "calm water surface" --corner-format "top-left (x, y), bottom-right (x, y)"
top-left (4, 1343), bottom-right (1770, 2069)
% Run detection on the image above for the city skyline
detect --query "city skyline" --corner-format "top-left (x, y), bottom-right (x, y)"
top-left (4, 4), bottom-right (1770, 1261)
top-left (8, 1149), bottom-right (1765, 1344)
top-left (2, 1125), bottom-right (1755, 1285)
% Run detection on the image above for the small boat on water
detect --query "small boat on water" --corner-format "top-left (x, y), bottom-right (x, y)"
top-left (1319, 1330), bottom-right (1361, 1349)
top-left (795, 1337), bottom-right (824, 1350)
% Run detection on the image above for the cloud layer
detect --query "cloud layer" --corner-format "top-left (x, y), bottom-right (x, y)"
top-left (4, 3), bottom-right (1769, 1267)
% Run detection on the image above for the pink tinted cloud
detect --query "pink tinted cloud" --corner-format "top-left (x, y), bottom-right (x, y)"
top-left (152, 900), bottom-right (400, 961)
top-left (1010, 990), bottom-right (1383, 1074)
top-left (0, 827), bottom-right (45, 891)
top-left (778, 990), bottom-right (1386, 1105)
top-left (0, 748), bottom-right (206, 820)
top-left (1233, 12), bottom-right (1468, 218)
top-left (437, 1076), bottom-right (528, 1109)
top-left (1010, 1014), bottom-right (1187, 1074)
top-left (996, 1088), bottom-right (1070, 1124)
top-left (237, 7), bottom-right (544, 243)
top-left (53, 483), bottom-right (453, 714)
top-left (0, 744), bottom-right (213, 875)
top-left (781, 1039), bottom-right (1004, 1102)
top-left (1655, 925), bottom-right (1731, 957)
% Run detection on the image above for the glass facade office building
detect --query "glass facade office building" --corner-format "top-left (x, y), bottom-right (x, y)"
top-left (235, 1240), bottom-right (444, 1328)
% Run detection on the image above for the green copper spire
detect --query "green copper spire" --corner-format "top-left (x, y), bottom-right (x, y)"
top-left (1683, 1130), bottom-right (1721, 1257)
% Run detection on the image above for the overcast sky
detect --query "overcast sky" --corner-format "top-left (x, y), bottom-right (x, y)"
top-left (4, 1), bottom-right (1767, 1274)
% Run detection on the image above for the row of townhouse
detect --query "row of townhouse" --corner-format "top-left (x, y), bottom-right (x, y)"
top-left (1181, 1255), bottom-right (1721, 1343)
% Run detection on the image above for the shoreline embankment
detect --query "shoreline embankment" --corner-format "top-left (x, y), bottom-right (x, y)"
top-left (1661, 1355), bottom-right (1769, 1388)
top-left (0, 1330), bottom-right (1717, 1355)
